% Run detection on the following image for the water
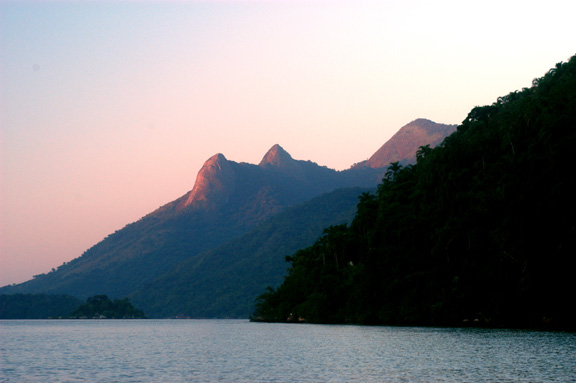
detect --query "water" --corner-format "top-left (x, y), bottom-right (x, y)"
top-left (1, 320), bottom-right (575, 382)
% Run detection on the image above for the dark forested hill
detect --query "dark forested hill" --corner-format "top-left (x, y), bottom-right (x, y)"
top-left (254, 55), bottom-right (576, 330)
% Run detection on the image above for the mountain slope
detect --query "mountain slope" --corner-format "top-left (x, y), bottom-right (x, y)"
top-left (0, 120), bottom-right (456, 316)
top-left (130, 187), bottom-right (372, 318)
top-left (353, 119), bottom-right (456, 169)
top-left (0, 145), bottom-right (374, 299)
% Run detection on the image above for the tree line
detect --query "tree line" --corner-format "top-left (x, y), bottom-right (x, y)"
top-left (252, 55), bottom-right (576, 330)
top-left (0, 294), bottom-right (146, 319)
top-left (0, 294), bottom-right (82, 319)
top-left (69, 295), bottom-right (146, 319)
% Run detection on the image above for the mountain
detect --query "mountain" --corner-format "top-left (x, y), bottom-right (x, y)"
top-left (353, 118), bottom-right (456, 168)
top-left (1, 147), bottom-right (365, 298)
top-left (253, 56), bottom-right (576, 330)
top-left (0, 119), bottom-right (456, 317)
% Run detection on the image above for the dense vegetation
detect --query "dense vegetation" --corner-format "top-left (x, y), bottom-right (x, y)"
top-left (69, 295), bottom-right (146, 319)
top-left (253, 56), bottom-right (576, 330)
top-left (130, 187), bottom-right (370, 318)
top-left (0, 294), bottom-right (82, 319)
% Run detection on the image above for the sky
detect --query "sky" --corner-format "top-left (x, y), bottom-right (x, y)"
top-left (0, 0), bottom-right (574, 286)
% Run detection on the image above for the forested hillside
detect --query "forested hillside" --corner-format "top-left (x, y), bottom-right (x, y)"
top-left (253, 56), bottom-right (576, 330)
top-left (130, 187), bottom-right (371, 318)
top-left (0, 294), bottom-right (82, 319)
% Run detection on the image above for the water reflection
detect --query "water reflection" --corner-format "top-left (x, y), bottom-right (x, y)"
top-left (1, 320), bottom-right (575, 382)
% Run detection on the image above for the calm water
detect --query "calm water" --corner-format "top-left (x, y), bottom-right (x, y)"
top-left (1, 320), bottom-right (575, 382)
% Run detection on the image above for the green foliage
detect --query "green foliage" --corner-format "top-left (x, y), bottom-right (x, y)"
top-left (0, 294), bottom-right (82, 319)
top-left (130, 187), bottom-right (370, 318)
top-left (253, 55), bottom-right (576, 330)
top-left (69, 295), bottom-right (146, 319)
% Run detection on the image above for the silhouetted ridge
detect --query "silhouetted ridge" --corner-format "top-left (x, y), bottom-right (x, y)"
top-left (253, 56), bottom-right (576, 330)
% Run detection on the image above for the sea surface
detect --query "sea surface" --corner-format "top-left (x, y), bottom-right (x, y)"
top-left (1, 319), bottom-right (575, 382)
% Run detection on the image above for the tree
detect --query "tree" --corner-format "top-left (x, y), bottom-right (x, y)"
top-left (252, 55), bottom-right (576, 330)
top-left (384, 161), bottom-right (402, 182)
top-left (69, 295), bottom-right (146, 319)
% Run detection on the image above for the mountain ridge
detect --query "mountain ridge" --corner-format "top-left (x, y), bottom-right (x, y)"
top-left (0, 118), bottom-right (456, 317)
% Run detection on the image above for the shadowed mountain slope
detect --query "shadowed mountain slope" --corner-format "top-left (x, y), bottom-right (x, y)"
top-left (0, 146), bottom-right (375, 299)
top-left (130, 187), bottom-right (372, 318)
top-left (0, 120), bottom-right (456, 317)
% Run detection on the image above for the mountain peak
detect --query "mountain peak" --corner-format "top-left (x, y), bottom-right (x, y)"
top-left (259, 144), bottom-right (295, 168)
top-left (176, 152), bottom-right (235, 210)
top-left (206, 153), bottom-right (227, 166)
top-left (354, 119), bottom-right (457, 169)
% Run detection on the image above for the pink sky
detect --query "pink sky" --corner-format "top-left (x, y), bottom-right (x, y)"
top-left (1, 0), bottom-right (574, 286)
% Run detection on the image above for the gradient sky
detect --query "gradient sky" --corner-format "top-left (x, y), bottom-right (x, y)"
top-left (0, 0), bottom-right (574, 286)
